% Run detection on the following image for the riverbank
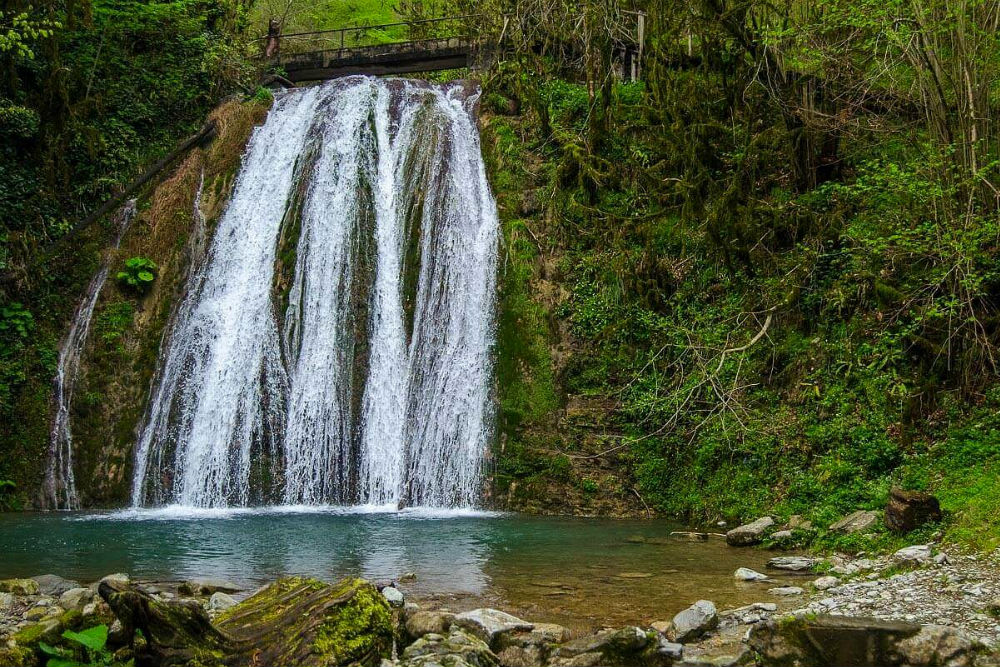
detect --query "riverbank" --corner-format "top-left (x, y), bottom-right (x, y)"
top-left (2, 542), bottom-right (998, 666)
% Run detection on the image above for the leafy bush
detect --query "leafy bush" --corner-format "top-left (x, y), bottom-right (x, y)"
top-left (0, 302), bottom-right (33, 340)
top-left (115, 257), bottom-right (158, 294)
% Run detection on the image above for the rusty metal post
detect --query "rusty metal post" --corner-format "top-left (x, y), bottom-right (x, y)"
top-left (265, 19), bottom-right (281, 58)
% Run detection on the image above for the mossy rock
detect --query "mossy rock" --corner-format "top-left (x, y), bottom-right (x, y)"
top-left (100, 576), bottom-right (392, 666)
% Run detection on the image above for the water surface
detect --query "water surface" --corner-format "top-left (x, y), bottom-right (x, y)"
top-left (0, 508), bottom-right (802, 630)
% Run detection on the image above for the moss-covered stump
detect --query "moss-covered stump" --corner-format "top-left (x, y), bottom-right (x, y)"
top-left (100, 576), bottom-right (392, 667)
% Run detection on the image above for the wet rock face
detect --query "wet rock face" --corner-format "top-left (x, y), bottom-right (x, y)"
top-left (747, 615), bottom-right (984, 667)
top-left (726, 517), bottom-right (774, 546)
top-left (885, 488), bottom-right (941, 534)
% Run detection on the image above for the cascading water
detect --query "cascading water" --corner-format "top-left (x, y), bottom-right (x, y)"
top-left (44, 200), bottom-right (137, 510)
top-left (132, 77), bottom-right (499, 509)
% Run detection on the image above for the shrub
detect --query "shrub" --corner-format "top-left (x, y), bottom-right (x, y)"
top-left (115, 257), bottom-right (158, 294)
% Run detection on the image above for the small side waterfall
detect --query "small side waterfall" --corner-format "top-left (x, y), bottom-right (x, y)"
top-left (44, 200), bottom-right (137, 509)
top-left (132, 77), bottom-right (499, 509)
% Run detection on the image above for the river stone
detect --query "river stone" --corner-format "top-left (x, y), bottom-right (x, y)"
top-left (719, 602), bottom-right (777, 627)
top-left (25, 606), bottom-right (50, 621)
top-left (496, 622), bottom-right (571, 650)
top-left (671, 600), bottom-right (718, 642)
top-left (767, 586), bottom-right (804, 596)
top-left (179, 577), bottom-right (240, 596)
top-left (381, 586), bottom-right (404, 607)
top-left (813, 576), bottom-right (840, 591)
top-left (496, 644), bottom-right (546, 667)
top-left (0, 578), bottom-right (39, 595)
top-left (725, 517), bottom-right (774, 546)
top-left (208, 592), bottom-right (236, 612)
top-left (771, 529), bottom-right (794, 541)
top-left (552, 626), bottom-right (673, 666)
top-left (829, 510), bottom-right (879, 534)
top-left (894, 544), bottom-right (934, 564)
top-left (767, 556), bottom-right (818, 572)
top-left (31, 574), bottom-right (81, 596)
top-left (400, 628), bottom-right (499, 667)
top-left (734, 567), bottom-right (769, 581)
top-left (885, 487), bottom-right (942, 533)
top-left (454, 608), bottom-right (533, 647)
top-left (99, 573), bottom-right (130, 590)
top-left (787, 515), bottom-right (813, 531)
top-left (406, 610), bottom-right (457, 639)
top-left (59, 587), bottom-right (94, 612)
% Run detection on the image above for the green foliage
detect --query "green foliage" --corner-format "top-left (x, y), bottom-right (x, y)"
top-left (39, 624), bottom-right (115, 667)
top-left (0, 302), bottom-right (33, 340)
top-left (0, 104), bottom-right (40, 137)
top-left (115, 257), bottom-right (158, 294)
top-left (0, 8), bottom-right (60, 60)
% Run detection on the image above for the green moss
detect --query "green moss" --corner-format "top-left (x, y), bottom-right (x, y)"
top-left (312, 579), bottom-right (392, 664)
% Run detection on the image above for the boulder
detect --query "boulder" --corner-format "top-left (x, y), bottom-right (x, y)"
top-left (671, 600), bottom-right (718, 642)
top-left (767, 556), bottom-right (819, 572)
top-left (494, 623), bottom-right (570, 667)
top-left (31, 574), bottom-right (81, 596)
top-left (59, 587), bottom-right (94, 613)
top-left (405, 610), bottom-right (457, 640)
top-left (885, 488), bottom-right (942, 533)
top-left (734, 567), bottom-right (769, 581)
top-left (748, 615), bottom-right (983, 667)
top-left (0, 591), bottom-right (13, 611)
top-left (771, 530), bottom-right (794, 541)
top-left (0, 578), bottom-right (39, 595)
top-left (726, 517), bottom-right (774, 546)
top-left (381, 586), bottom-right (404, 607)
top-left (894, 544), bottom-right (934, 565)
top-left (99, 573), bottom-right (130, 590)
top-left (787, 515), bottom-right (813, 531)
top-left (400, 628), bottom-right (499, 667)
top-left (551, 626), bottom-right (674, 666)
top-left (829, 510), bottom-right (879, 534)
top-left (812, 576), bottom-right (839, 591)
top-left (767, 586), bottom-right (804, 596)
top-left (207, 592), bottom-right (236, 612)
top-left (454, 609), bottom-right (533, 648)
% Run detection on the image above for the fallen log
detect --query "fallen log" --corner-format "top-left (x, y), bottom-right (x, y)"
top-left (99, 576), bottom-right (393, 667)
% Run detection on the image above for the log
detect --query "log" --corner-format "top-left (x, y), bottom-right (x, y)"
top-left (99, 576), bottom-right (393, 667)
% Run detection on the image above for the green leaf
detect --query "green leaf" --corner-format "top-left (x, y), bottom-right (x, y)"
top-left (137, 271), bottom-right (154, 282)
top-left (62, 624), bottom-right (108, 651)
top-left (38, 642), bottom-right (66, 657)
top-left (46, 658), bottom-right (87, 667)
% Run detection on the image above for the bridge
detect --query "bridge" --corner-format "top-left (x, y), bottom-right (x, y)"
top-left (257, 14), bottom-right (646, 84)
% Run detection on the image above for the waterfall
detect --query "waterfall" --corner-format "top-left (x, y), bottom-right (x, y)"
top-left (132, 77), bottom-right (499, 509)
top-left (44, 200), bottom-right (137, 510)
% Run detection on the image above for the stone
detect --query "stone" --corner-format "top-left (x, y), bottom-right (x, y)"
top-left (406, 610), bottom-right (457, 639)
top-left (813, 576), bottom-right (840, 591)
top-left (725, 517), bottom-right (774, 546)
top-left (829, 510), bottom-right (880, 534)
top-left (24, 606), bottom-right (50, 621)
top-left (671, 600), bottom-right (718, 642)
top-left (766, 556), bottom-right (818, 572)
top-left (885, 487), bottom-right (942, 533)
top-left (734, 567), bottom-right (769, 581)
top-left (178, 577), bottom-right (240, 596)
top-left (896, 625), bottom-right (977, 666)
top-left (894, 544), bottom-right (934, 565)
top-left (551, 627), bottom-right (672, 666)
top-left (767, 586), bottom-right (804, 596)
top-left (58, 587), bottom-right (94, 613)
top-left (381, 586), bottom-right (404, 607)
top-left (651, 620), bottom-right (673, 635)
top-left (787, 515), bottom-right (813, 531)
top-left (497, 645), bottom-right (545, 667)
top-left (400, 628), bottom-right (499, 667)
top-left (30, 575), bottom-right (81, 596)
top-left (207, 592), bottom-right (236, 612)
top-left (0, 579), bottom-right (39, 596)
top-left (99, 573), bottom-right (130, 589)
top-left (771, 529), bottom-right (794, 540)
top-left (454, 608), bottom-right (533, 647)
top-left (0, 592), bottom-right (13, 611)
top-left (719, 602), bottom-right (777, 627)
top-left (670, 531), bottom-right (709, 541)
top-left (496, 622), bottom-right (570, 649)
top-left (750, 615), bottom-right (985, 667)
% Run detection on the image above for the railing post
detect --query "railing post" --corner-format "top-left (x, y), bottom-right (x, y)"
top-left (265, 18), bottom-right (281, 58)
